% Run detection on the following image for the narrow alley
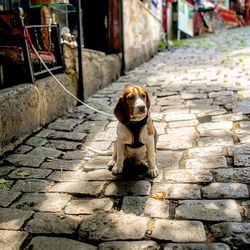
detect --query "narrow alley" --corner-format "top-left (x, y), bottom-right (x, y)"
top-left (1, 27), bottom-right (250, 249)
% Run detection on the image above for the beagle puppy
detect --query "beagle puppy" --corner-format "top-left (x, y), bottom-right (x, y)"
top-left (108, 85), bottom-right (159, 178)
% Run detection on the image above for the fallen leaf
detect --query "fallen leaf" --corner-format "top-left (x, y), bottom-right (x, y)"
top-left (150, 192), bottom-right (166, 200)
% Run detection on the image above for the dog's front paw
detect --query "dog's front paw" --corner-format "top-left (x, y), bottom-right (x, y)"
top-left (148, 167), bottom-right (159, 178)
top-left (112, 164), bottom-right (123, 175)
top-left (107, 159), bottom-right (116, 169)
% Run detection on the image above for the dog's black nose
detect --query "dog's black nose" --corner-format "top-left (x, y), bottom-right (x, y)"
top-left (138, 105), bottom-right (146, 112)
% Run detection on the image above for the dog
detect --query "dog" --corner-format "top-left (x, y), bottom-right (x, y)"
top-left (106, 85), bottom-right (159, 178)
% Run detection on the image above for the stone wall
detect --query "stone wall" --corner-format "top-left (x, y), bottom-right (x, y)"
top-left (0, 74), bottom-right (77, 156)
top-left (123, 0), bottom-right (162, 71)
top-left (82, 49), bottom-right (122, 99)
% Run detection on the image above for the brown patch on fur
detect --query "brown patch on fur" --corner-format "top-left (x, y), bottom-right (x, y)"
top-left (147, 118), bottom-right (155, 136)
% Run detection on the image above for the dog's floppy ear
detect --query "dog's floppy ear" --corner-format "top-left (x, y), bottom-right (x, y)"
top-left (114, 96), bottom-right (130, 124)
top-left (145, 90), bottom-right (151, 110)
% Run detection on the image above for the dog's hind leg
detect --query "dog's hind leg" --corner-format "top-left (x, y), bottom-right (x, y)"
top-left (108, 141), bottom-right (117, 169)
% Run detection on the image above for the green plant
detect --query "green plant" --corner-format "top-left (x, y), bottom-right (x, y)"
top-left (158, 41), bottom-right (167, 52)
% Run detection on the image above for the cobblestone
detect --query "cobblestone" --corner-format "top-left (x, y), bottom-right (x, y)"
top-left (0, 208), bottom-right (33, 230)
top-left (26, 237), bottom-right (97, 250)
top-left (175, 200), bottom-right (242, 221)
top-left (79, 212), bottom-right (149, 240)
top-left (2, 27), bottom-right (250, 249)
top-left (0, 230), bottom-right (29, 250)
top-left (152, 219), bottom-right (206, 242)
top-left (25, 212), bottom-right (81, 234)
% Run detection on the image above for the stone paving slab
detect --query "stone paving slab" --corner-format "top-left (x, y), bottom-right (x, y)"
top-left (98, 241), bottom-right (159, 250)
top-left (211, 222), bottom-right (250, 246)
top-left (164, 243), bottom-right (230, 250)
top-left (151, 219), bottom-right (206, 242)
top-left (11, 193), bottom-right (71, 212)
top-left (25, 236), bottom-right (97, 250)
top-left (25, 212), bottom-right (81, 234)
top-left (0, 230), bottom-right (29, 250)
top-left (79, 212), bottom-right (149, 241)
top-left (104, 181), bottom-right (151, 196)
top-left (0, 208), bottom-right (33, 230)
top-left (175, 200), bottom-right (242, 222)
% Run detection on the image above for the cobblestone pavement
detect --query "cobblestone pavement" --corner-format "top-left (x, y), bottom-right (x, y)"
top-left (1, 27), bottom-right (250, 250)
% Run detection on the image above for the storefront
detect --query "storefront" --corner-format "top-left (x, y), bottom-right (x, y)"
top-left (0, 0), bottom-right (77, 89)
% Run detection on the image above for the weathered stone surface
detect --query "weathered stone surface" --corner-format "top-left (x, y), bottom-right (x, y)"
top-left (187, 146), bottom-right (225, 158)
top-left (85, 169), bottom-right (117, 180)
top-left (83, 158), bottom-right (110, 170)
top-left (197, 122), bottom-right (232, 132)
top-left (26, 236), bottom-right (97, 250)
top-left (12, 193), bottom-right (71, 212)
top-left (185, 156), bottom-right (227, 169)
top-left (157, 134), bottom-right (193, 150)
top-left (79, 212), bottom-right (149, 240)
top-left (25, 212), bottom-right (81, 234)
top-left (242, 201), bottom-right (250, 219)
top-left (165, 113), bottom-right (196, 122)
top-left (228, 143), bottom-right (250, 156)
top-left (48, 118), bottom-right (81, 131)
top-left (98, 241), bottom-right (159, 250)
top-left (62, 149), bottom-right (92, 160)
top-left (233, 99), bottom-right (250, 114)
top-left (15, 145), bottom-right (33, 154)
top-left (234, 154), bottom-right (250, 166)
top-left (28, 146), bottom-right (63, 158)
top-left (199, 129), bottom-right (231, 137)
top-left (41, 159), bottom-right (84, 171)
top-left (211, 222), bottom-right (250, 245)
top-left (105, 181), bottom-right (151, 196)
top-left (181, 93), bottom-right (207, 100)
top-left (121, 196), bottom-right (147, 216)
top-left (152, 219), bottom-right (206, 242)
top-left (197, 136), bottom-right (233, 147)
top-left (65, 198), bottom-right (113, 215)
top-left (74, 121), bottom-right (106, 133)
top-left (175, 200), bottom-right (241, 222)
top-left (50, 181), bottom-right (106, 195)
top-left (4, 154), bottom-right (45, 168)
top-left (84, 140), bottom-right (112, 151)
top-left (35, 129), bottom-right (55, 138)
top-left (168, 120), bottom-right (199, 128)
top-left (47, 171), bottom-right (86, 182)
top-left (0, 208), bottom-right (33, 229)
top-left (25, 137), bottom-right (48, 147)
top-left (0, 230), bottom-right (29, 250)
top-left (8, 167), bottom-right (52, 179)
top-left (201, 183), bottom-right (249, 198)
top-left (213, 167), bottom-right (250, 183)
top-left (49, 131), bottom-right (87, 142)
top-left (164, 243), bottom-right (230, 250)
top-left (0, 166), bottom-right (15, 176)
top-left (144, 198), bottom-right (170, 218)
top-left (156, 150), bottom-right (182, 169)
top-left (238, 134), bottom-right (250, 143)
top-left (152, 183), bottom-right (201, 199)
top-left (209, 91), bottom-right (234, 98)
top-left (12, 179), bottom-right (54, 193)
top-left (164, 169), bottom-right (213, 183)
top-left (0, 189), bottom-right (21, 207)
top-left (45, 140), bottom-right (81, 151)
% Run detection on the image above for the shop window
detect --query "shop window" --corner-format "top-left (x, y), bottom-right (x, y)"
top-left (0, 1), bottom-right (77, 90)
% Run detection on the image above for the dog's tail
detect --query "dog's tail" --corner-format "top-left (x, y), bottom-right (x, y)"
top-left (86, 147), bottom-right (112, 156)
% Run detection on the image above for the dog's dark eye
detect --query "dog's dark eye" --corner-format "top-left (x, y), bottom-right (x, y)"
top-left (141, 93), bottom-right (146, 98)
